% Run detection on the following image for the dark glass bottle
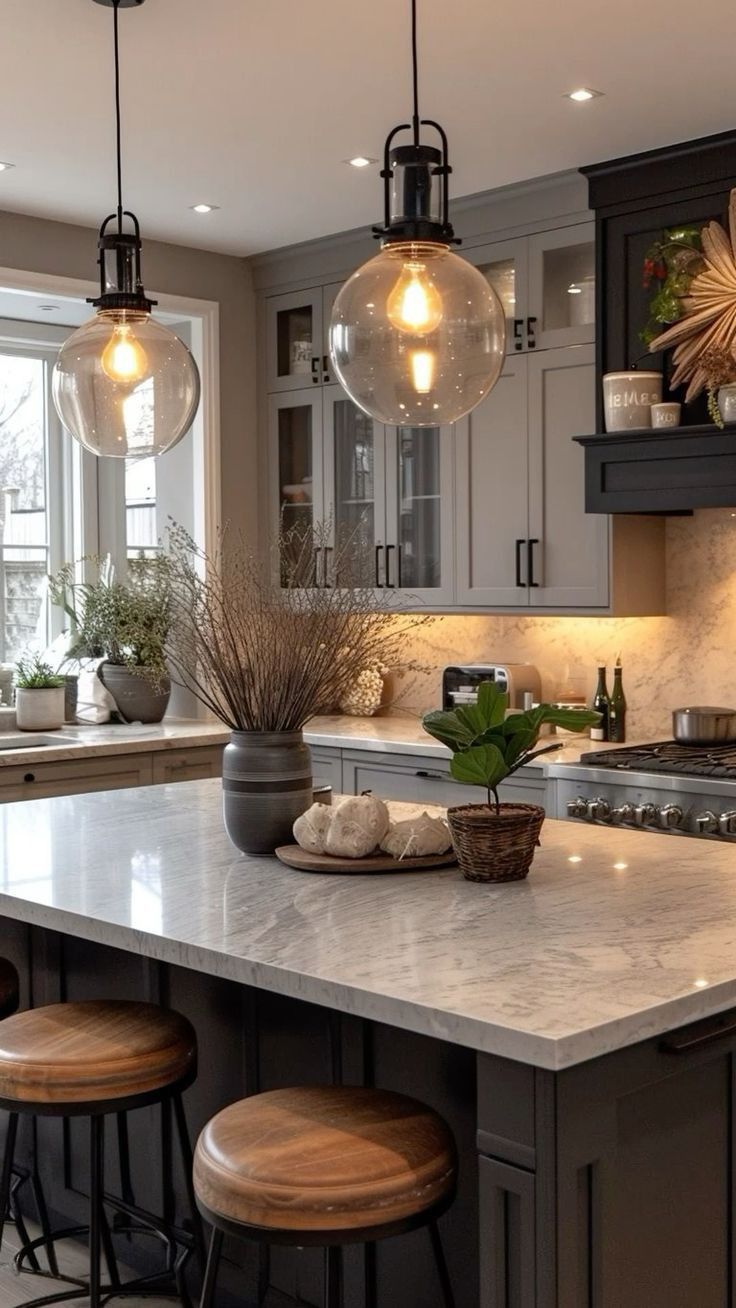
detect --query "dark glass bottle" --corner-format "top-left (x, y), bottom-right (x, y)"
top-left (609, 662), bottom-right (627, 743)
top-left (591, 666), bottom-right (610, 741)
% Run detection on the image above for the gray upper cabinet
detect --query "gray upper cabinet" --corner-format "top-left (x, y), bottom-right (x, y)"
top-left (455, 355), bottom-right (529, 607)
top-left (266, 283), bottom-right (342, 393)
top-left (384, 424), bottom-right (455, 607)
top-left (470, 221), bottom-right (595, 355)
top-left (527, 343), bottom-right (608, 607)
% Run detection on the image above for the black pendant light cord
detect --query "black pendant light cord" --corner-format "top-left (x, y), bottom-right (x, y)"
top-left (411, 0), bottom-right (420, 145)
top-left (112, 0), bottom-right (124, 233)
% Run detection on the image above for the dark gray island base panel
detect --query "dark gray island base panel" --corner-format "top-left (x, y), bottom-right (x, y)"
top-left (3, 915), bottom-right (735, 1308)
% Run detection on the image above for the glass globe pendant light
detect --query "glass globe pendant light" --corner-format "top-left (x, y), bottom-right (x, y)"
top-left (329, 0), bottom-right (506, 427)
top-left (52, 0), bottom-right (200, 459)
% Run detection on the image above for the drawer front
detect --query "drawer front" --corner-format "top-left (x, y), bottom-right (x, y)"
top-left (152, 745), bottom-right (224, 785)
top-left (0, 753), bottom-right (154, 802)
top-left (342, 750), bottom-right (547, 808)
top-left (308, 747), bottom-right (343, 792)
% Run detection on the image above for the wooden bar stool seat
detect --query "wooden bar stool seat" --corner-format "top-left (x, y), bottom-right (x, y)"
top-left (194, 1086), bottom-right (457, 1308)
top-left (0, 1000), bottom-right (196, 1109)
top-left (0, 999), bottom-right (204, 1308)
top-left (0, 958), bottom-right (19, 1021)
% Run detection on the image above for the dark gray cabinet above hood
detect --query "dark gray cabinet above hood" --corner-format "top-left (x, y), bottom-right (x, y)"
top-left (574, 425), bottom-right (736, 513)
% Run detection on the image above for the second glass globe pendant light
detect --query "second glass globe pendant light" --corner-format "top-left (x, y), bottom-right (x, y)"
top-left (52, 0), bottom-right (200, 459)
top-left (329, 0), bottom-right (505, 426)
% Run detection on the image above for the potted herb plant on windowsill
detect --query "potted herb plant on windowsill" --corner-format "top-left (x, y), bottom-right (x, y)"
top-left (49, 555), bottom-right (172, 723)
top-left (423, 682), bottom-right (599, 883)
top-left (14, 655), bottom-right (66, 731)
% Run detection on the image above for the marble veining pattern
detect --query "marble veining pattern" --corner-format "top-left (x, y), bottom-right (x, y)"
top-left (0, 720), bottom-right (229, 768)
top-left (2, 779), bottom-right (736, 1069)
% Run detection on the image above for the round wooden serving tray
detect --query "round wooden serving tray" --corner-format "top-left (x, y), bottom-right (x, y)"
top-left (274, 845), bottom-right (458, 875)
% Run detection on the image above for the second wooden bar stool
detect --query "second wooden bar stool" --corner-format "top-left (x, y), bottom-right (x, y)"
top-left (0, 998), bottom-right (204, 1308)
top-left (193, 1085), bottom-right (457, 1308)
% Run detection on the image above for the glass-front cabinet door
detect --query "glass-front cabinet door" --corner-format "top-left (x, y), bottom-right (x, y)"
top-left (323, 387), bottom-right (385, 590)
top-left (266, 288), bottom-right (324, 392)
top-left (472, 238), bottom-right (529, 356)
top-left (268, 389), bottom-right (324, 586)
top-left (384, 424), bottom-right (454, 606)
top-left (528, 222), bottom-right (595, 349)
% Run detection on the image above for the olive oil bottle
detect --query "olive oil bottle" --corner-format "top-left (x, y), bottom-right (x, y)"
top-left (608, 658), bottom-right (627, 743)
top-left (591, 666), bottom-right (610, 741)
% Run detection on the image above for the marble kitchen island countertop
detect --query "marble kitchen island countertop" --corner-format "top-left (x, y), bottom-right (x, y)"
top-left (2, 777), bottom-right (736, 1070)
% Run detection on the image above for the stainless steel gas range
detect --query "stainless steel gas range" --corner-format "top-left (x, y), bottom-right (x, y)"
top-left (555, 741), bottom-right (736, 842)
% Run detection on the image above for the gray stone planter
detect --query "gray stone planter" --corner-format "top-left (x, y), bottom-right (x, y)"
top-left (222, 730), bottom-right (313, 855)
top-left (99, 663), bottom-right (171, 724)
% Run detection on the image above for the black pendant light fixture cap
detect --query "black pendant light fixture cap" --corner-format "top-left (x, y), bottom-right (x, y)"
top-left (89, 211), bottom-right (155, 311)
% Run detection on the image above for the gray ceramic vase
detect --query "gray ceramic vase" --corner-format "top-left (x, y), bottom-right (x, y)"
top-left (99, 663), bottom-right (171, 724)
top-left (223, 730), bottom-right (313, 855)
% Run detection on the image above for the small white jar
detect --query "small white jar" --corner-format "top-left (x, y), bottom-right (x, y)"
top-left (15, 687), bottom-right (65, 731)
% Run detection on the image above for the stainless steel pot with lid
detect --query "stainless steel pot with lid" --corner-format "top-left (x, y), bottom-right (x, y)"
top-left (672, 706), bottom-right (736, 746)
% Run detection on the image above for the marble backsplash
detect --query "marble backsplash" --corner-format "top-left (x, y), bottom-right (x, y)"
top-left (391, 509), bottom-right (736, 740)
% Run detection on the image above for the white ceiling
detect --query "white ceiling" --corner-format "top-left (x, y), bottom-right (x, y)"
top-left (2, 0), bottom-right (736, 259)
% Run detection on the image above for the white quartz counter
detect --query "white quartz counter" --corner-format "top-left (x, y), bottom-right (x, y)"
top-left (1, 777), bottom-right (736, 1071)
top-left (304, 714), bottom-right (627, 771)
top-left (0, 720), bottom-right (229, 768)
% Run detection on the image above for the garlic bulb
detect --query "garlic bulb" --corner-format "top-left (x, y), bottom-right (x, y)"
top-left (292, 803), bottom-right (334, 855)
top-left (324, 794), bottom-right (390, 858)
top-left (380, 812), bottom-right (452, 860)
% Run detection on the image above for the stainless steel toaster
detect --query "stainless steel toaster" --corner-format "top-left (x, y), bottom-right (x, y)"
top-left (441, 663), bottom-right (542, 711)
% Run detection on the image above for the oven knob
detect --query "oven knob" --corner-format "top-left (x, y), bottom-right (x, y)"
top-left (611, 803), bottom-right (635, 824)
top-left (586, 797), bottom-right (611, 821)
top-left (656, 804), bottom-right (683, 830)
top-left (695, 810), bottom-right (719, 834)
top-left (566, 797), bottom-right (588, 818)
top-left (633, 803), bottom-right (656, 826)
top-left (718, 810), bottom-right (736, 835)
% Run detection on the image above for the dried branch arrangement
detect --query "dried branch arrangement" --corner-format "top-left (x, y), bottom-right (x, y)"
top-left (650, 189), bottom-right (736, 399)
top-left (165, 522), bottom-right (431, 733)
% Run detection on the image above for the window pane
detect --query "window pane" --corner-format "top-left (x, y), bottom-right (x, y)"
top-left (126, 456), bottom-right (158, 556)
top-left (0, 355), bottom-right (48, 659)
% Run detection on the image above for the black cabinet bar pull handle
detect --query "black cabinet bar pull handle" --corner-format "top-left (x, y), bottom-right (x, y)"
top-left (528, 538), bottom-right (540, 588)
top-left (375, 544), bottom-right (383, 587)
top-left (313, 546), bottom-right (322, 588)
top-left (515, 538), bottom-right (526, 588)
top-left (513, 318), bottom-right (524, 352)
top-left (526, 316), bottom-right (537, 349)
top-left (322, 353), bottom-right (330, 382)
top-left (661, 1011), bottom-right (736, 1054)
top-left (385, 544), bottom-right (396, 588)
top-left (311, 356), bottom-right (320, 382)
top-left (323, 545), bottom-right (332, 588)
top-left (397, 544), bottom-right (402, 589)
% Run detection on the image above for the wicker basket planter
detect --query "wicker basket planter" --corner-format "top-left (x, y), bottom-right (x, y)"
top-left (447, 802), bottom-right (546, 883)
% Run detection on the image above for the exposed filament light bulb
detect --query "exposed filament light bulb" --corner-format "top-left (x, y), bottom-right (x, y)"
top-left (101, 321), bottom-right (148, 384)
top-left (410, 349), bottom-right (435, 394)
top-left (386, 260), bottom-right (443, 333)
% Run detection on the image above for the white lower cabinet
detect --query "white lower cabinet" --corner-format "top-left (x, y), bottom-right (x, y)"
top-left (0, 744), bottom-right (224, 804)
top-left (308, 744), bottom-right (548, 809)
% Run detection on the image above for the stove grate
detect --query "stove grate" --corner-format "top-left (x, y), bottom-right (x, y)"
top-left (580, 741), bottom-right (736, 779)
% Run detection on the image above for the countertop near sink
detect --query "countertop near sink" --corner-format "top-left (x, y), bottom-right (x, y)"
top-left (0, 719), bottom-right (230, 767)
top-left (304, 715), bottom-right (631, 772)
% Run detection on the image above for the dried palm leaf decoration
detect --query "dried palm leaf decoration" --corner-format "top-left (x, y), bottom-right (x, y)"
top-left (649, 189), bottom-right (736, 400)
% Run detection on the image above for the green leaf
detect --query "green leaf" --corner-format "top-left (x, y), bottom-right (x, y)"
top-left (473, 729), bottom-right (508, 753)
top-left (504, 728), bottom-right (537, 768)
top-left (536, 707), bottom-right (600, 733)
top-left (476, 680), bottom-right (508, 728)
top-left (454, 702), bottom-right (491, 740)
top-left (422, 710), bottom-right (476, 752)
top-left (450, 742), bottom-right (507, 792)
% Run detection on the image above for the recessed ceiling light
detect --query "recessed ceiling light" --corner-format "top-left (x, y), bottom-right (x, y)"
top-left (567, 283), bottom-right (582, 295)
top-left (568, 855), bottom-right (583, 864)
top-left (190, 203), bottom-right (219, 214)
top-left (566, 88), bottom-right (602, 102)
top-left (345, 156), bottom-right (377, 168)
top-left (37, 304), bottom-right (59, 313)
top-left (0, 162), bottom-right (15, 172)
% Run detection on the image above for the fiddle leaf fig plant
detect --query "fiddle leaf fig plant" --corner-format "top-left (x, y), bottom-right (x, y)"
top-left (423, 681), bottom-right (599, 813)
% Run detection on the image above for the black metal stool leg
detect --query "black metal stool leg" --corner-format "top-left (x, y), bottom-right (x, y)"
top-left (0, 1112), bottom-right (18, 1253)
top-left (428, 1220), bottom-right (455, 1308)
top-left (173, 1092), bottom-right (207, 1275)
top-left (256, 1245), bottom-right (270, 1308)
top-left (200, 1226), bottom-right (223, 1308)
top-left (30, 1117), bottom-right (60, 1278)
top-left (88, 1116), bottom-right (105, 1308)
top-left (324, 1245), bottom-right (342, 1308)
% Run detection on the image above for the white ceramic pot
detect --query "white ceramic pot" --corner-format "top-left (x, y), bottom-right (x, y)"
top-left (718, 384), bottom-right (736, 424)
top-left (602, 371), bottom-right (663, 432)
top-left (15, 687), bottom-right (65, 731)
